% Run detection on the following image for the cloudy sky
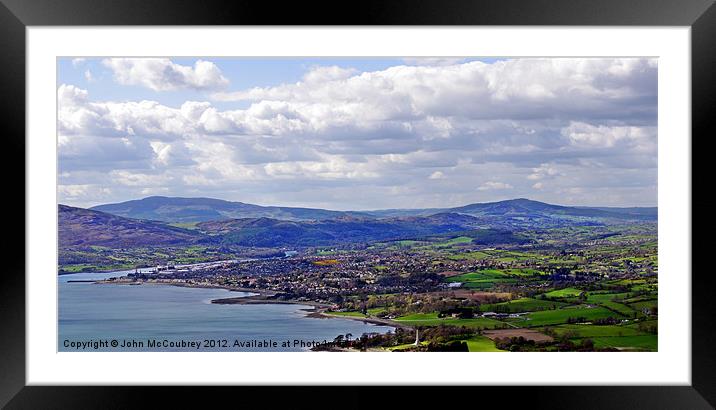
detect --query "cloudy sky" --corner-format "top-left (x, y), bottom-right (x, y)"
top-left (58, 57), bottom-right (657, 210)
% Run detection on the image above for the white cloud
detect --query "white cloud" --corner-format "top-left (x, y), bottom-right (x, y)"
top-left (263, 154), bottom-right (380, 180)
top-left (58, 84), bottom-right (88, 105)
top-left (71, 58), bottom-right (86, 67)
top-left (58, 184), bottom-right (90, 197)
top-left (212, 58), bottom-right (656, 123)
top-left (185, 140), bottom-right (260, 181)
top-left (182, 174), bottom-right (217, 187)
top-left (103, 58), bottom-right (229, 91)
top-left (57, 57), bottom-right (658, 208)
top-left (110, 170), bottom-right (172, 187)
top-left (141, 187), bottom-right (170, 195)
top-left (562, 121), bottom-right (656, 152)
top-left (149, 141), bottom-right (172, 166)
top-left (477, 181), bottom-right (513, 191)
top-left (58, 184), bottom-right (112, 204)
top-left (303, 66), bottom-right (357, 83)
top-left (63, 61), bottom-right (658, 149)
top-left (528, 163), bottom-right (560, 181)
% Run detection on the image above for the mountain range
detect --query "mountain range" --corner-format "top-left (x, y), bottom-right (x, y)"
top-left (90, 196), bottom-right (371, 223)
top-left (59, 197), bottom-right (656, 249)
top-left (90, 196), bottom-right (656, 223)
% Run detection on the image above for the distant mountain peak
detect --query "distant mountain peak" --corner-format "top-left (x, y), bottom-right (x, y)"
top-left (87, 196), bottom-right (656, 225)
top-left (60, 197), bottom-right (656, 250)
top-left (89, 196), bottom-right (366, 223)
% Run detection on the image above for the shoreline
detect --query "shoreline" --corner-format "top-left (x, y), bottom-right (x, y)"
top-left (92, 278), bottom-right (400, 329)
top-left (211, 295), bottom-right (333, 309)
top-left (213, 295), bottom-right (406, 329)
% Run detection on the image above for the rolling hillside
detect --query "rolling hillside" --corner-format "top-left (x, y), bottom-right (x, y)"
top-left (90, 196), bottom-right (657, 225)
top-left (90, 196), bottom-right (370, 223)
top-left (366, 198), bottom-right (657, 222)
top-left (59, 205), bottom-right (528, 249)
top-left (59, 205), bottom-right (201, 248)
top-left (63, 197), bottom-right (657, 249)
top-left (196, 213), bottom-right (487, 247)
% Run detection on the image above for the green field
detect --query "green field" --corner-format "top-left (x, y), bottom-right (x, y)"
top-left (509, 305), bottom-right (619, 327)
top-left (628, 300), bottom-right (658, 312)
top-left (587, 335), bottom-right (657, 351)
top-left (623, 319), bottom-right (657, 329)
top-left (491, 250), bottom-right (548, 262)
top-left (329, 311), bottom-right (368, 318)
top-left (585, 292), bottom-right (630, 303)
top-left (395, 240), bottom-right (426, 247)
top-left (543, 287), bottom-right (584, 298)
top-left (446, 270), bottom-right (507, 281)
top-left (581, 292), bottom-right (639, 316)
top-left (600, 301), bottom-right (636, 317)
top-left (504, 268), bottom-right (544, 276)
top-left (482, 298), bottom-right (567, 313)
top-left (463, 336), bottom-right (504, 352)
top-left (440, 236), bottom-right (473, 246)
top-left (445, 248), bottom-right (549, 262)
top-left (445, 270), bottom-right (520, 289)
top-left (550, 324), bottom-right (644, 338)
top-left (632, 283), bottom-right (657, 292)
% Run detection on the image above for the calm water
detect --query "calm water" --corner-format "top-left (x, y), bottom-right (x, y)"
top-left (58, 270), bottom-right (393, 351)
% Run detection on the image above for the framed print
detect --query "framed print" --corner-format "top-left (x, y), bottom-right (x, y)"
top-left (2, 0), bottom-right (714, 407)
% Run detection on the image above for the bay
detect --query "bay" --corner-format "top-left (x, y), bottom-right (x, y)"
top-left (59, 270), bottom-right (393, 351)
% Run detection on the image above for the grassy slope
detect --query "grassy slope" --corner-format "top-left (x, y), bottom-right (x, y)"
top-left (464, 336), bottom-right (505, 352)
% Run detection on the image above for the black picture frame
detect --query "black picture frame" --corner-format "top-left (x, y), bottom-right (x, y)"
top-left (1, 0), bottom-right (712, 407)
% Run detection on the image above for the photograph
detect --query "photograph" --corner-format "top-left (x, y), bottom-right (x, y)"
top-left (57, 56), bottom-right (659, 353)
top-left (0, 0), bottom-right (711, 403)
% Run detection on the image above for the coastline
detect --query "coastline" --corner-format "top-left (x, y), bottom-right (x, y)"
top-left (91, 277), bottom-right (401, 330)
top-left (211, 295), bottom-right (332, 308)
top-left (212, 295), bottom-right (406, 329)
